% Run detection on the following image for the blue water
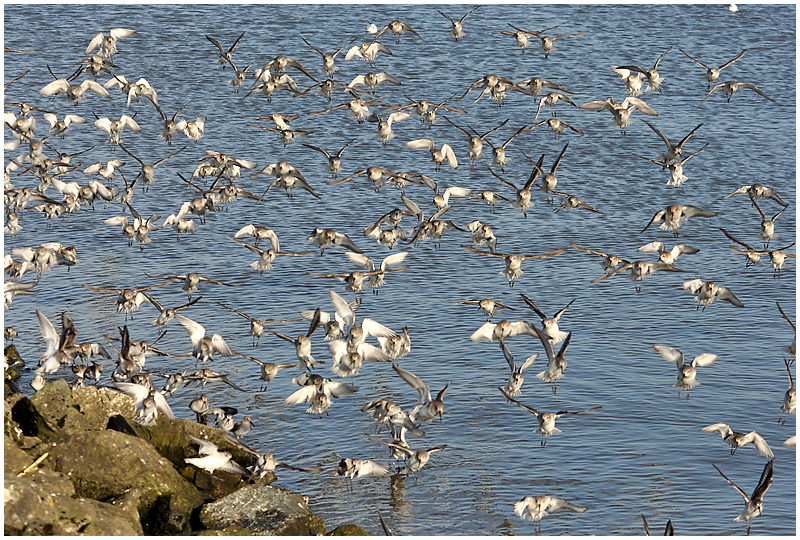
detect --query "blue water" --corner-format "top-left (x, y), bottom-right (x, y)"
top-left (4, 4), bottom-right (796, 536)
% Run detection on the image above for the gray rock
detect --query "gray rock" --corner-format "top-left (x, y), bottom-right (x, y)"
top-left (326, 524), bottom-right (375, 536)
top-left (199, 484), bottom-right (326, 535)
top-left (4, 471), bottom-right (143, 535)
top-left (48, 428), bottom-right (205, 535)
top-left (71, 385), bottom-right (136, 431)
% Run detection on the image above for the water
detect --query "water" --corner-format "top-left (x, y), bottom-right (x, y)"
top-left (4, 4), bottom-right (796, 536)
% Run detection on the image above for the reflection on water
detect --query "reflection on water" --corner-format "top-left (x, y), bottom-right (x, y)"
top-left (4, 3), bottom-right (795, 536)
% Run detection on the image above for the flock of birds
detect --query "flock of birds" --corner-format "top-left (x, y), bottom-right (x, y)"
top-left (3, 4), bottom-right (796, 535)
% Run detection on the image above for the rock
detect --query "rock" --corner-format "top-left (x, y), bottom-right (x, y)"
top-left (195, 526), bottom-right (253, 535)
top-left (28, 379), bottom-right (91, 439)
top-left (327, 524), bottom-right (374, 536)
top-left (71, 385), bottom-right (136, 431)
top-left (4, 345), bottom-right (23, 382)
top-left (4, 471), bottom-right (143, 535)
top-left (4, 433), bottom-right (34, 474)
top-left (199, 484), bottom-right (326, 535)
top-left (48, 428), bottom-right (205, 535)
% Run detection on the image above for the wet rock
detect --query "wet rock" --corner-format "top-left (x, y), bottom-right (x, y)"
top-left (5, 471), bottom-right (143, 535)
top-left (327, 524), bottom-right (374, 536)
top-left (48, 428), bottom-right (205, 535)
top-left (4, 345), bottom-right (23, 382)
top-left (28, 379), bottom-right (91, 439)
top-left (199, 484), bottom-right (326, 535)
top-left (195, 525), bottom-right (253, 535)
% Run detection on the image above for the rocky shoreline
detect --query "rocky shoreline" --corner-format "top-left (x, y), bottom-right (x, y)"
top-left (4, 346), bottom-right (372, 536)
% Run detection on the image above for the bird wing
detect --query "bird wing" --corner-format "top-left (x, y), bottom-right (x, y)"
top-left (746, 432), bottom-right (775, 459)
top-left (713, 463), bottom-right (749, 501)
top-left (642, 208), bottom-right (667, 233)
top-left (701, 422), bottom-right (732, 438)
top-left (153, 391), bottom-right (175, 419)
top-left (285, 385), bottom-right (318, 405)
top-left (361, 317), bottom-right (397, 339)
top-left (461, 245), bottom-right (505, 258)
top-left (739, 82), bottom-right (774, 101)
top-left (547, 497), bottom-right (588, 513)
top-left (498, 386), bottom-right (539, 416)
top-left (36, 310), bottom-right (59, 359)
top-left (720, 49), bottom-right (747, 69)
top-left (653, 345), bottom-right (684, 366)
top-left (518, 293), bottom-right (547, 320)
top-left (393, 364), bottom-right (431, 403)
top-left (678, 48), bottom-right (709, 69)
top-left (553, 298), bottom-right (576, 321)
top-left (332, 232), bottom-right (363, 253)
top-left (469, 322), bottom-right (497, 342)
top-left (716, 287), bottom-right (744, 307)
top-left (520, 247), bottom-right (569, 260)
top-left (211, 334), bottom-right (234, 356)
top-left (637, 240), bottom-right (665, 253)
top-left (329, 289), bottom-right (356, 329)
top-left (174, 314), bottom-right (205, 351)
top-left (500, 341), bottom-right (517, 372)
top-left (555, 406), bottom-right (601, 417)
top-left (751, 460), bottom-right (774, 501)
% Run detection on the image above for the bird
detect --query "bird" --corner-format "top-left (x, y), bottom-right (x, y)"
top-left (225, 233), bottom-right (315, 274)
top-left (653, 345), bottom-right (719, 399)
top-left (41, 112), bottom-right (86, 137)
top-left (484, 23), bottom-right (558, 54)
top-left (636, 241), bottom-right (700, 266)
top-left (118, 144), bottom-right (185, 192)
top-left (721, 184), bottom-right (788, 207)
top-left (387, 443), bottom-right (446, 482)
top-left (447, 298), bottom-right (517, 321)
top-left (519, 294), bottom-right (574, 344)
top-left (513, 496), bottom-right (588, 534)
top-left (232, 224), bottom-right (280, 250)
top-left (699, 80), bottom-right (775, 107)
top-left (39, 77), bottom-right (110, 106)
top-left (184, 434), bottom-right (249, 477)
top-left (216, 300), bottom-right (298, 346)
top-left (551, 191), bottom-right (606, 215)
top-left (701, 423), bottom-right (775, 459)
top-left (578, 96), bottom-right (658, 135)
top-left (174, 314), bottom-right (235, 363)
top-left (712, 461), bottom-right (773, 535)
top-left (85, 28), bottom-right (136, 57)
top-left (299, 290), bottom-right (362, 340)
top-left (500, 341), bottom-right (538, 396)
top-left (569, 242), bottom-right (629, 274)
top-left (682, 278), bottom-right (744, 310)
top-left (614, 47), bottom-right (671, 93)
top-left (145, 272), bottom-right (234, 300)
top-left (82, 281), bottom-right (172, 319)
top-left (534, 92), bottom-right (578, 120)
top-left (719, 228), bottom-right (765, 267)
top-left (776, 302), bottom-right (796, 361)
top-left (462, 245), bottom-right (570, 287)
top-left (405, 138), bottom-right (458, 170)
top-left (343, 251), bottom-right (410, 294)
top-left (285, 374), bottom-right (356, 415)
top-left (634, 143), bottom-right (709, 189)
top-left (437, 6), bottom-right (480, 41)
top-left (522, 144), bottom-right (569, 203)
top-left (301, 138), bottom-right (356, 177)
top-left (484, 125), bottom-right (532, 171)
top-left (336, 458), bottom-right (390, 491)
top-left (443, 116), bottom-right (509, 170)
top-left (531, 117), bottom-right (584, 141)
top-left (591, 260), bottom-right (689, 293)
top-left (346, 71), bottom-right (401, 93)
top-left (753, 200), bottom-right (784, 248)
top-left (301, 36), bottom-right (355, 77)
top-left (531, 325), bottom-right (572, 395)
top-left (205, 32), bottom-right (245, 69)
top-left (642, 121), bottom-right (704, 164)
top-left (679, 48), bottom-right (747, 88)
top-left (368, 111), bottom-right (413, 146)
top-left (307, 227), bottom-right (363, 255)
top-left (779, 357), bottom-right (796, 425)
top-left (611, 65), bottom-right (646, 97)
top-left (267, 315), bottom-right (323, 371)
top-left (393, 365), bottom-right (449, 423)
top-left (641, 204), bottom-right (718, 237)
top-left (114, 381), bottom-right (175, 426)
top-left (344, 41), bottom-right (393, 66)
top-left (183, 368), bottom-right (245, 392)
top-left (489, 158), bottom-right (542, 218)
top-left (536, 30), bottom-right (589, 59)
top-left (498, 386), bottom-right (601, 446)
top-left (142, 292), bottom-right (200, 327)
top-left (372, 20), bottom-right (425, 43)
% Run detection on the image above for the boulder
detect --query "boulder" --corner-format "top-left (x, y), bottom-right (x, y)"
top-left (28, 379), bottom-right (91, 439)
top-left (71, 385), bottom-right (136, 430)
top-left (199, 484), bottom-right (326, 535)
top-left (47, 428), bottom-right (205, 535)
top-left (4, 345), bottom-right (23, 382)
top-left (4, 471), bottom-right (143, 535)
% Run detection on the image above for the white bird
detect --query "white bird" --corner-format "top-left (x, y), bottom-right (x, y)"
top-left (443, 116), bottom-right (509, 170)
top-left (569, 242), bottom-right (629, 274)
top-left (307, 227), bottom-right (363, 255)
top-left (499, 386), bottom-right (601, 446)
top-left (184, 434), bottom-right (249, 476)
top-left (614, 47), bottom-right (671, 93)
top-left (86, 28), bottom-right (136, 57)
top-left (721, 184), bottom-right (788, 207)
top-left (536, 30), bottom-right (589, 59)
top-left (406, 138), bottom-right (458, 170)
top-left (701, 423), bottom-right (775, 459)
top-left (174, 314), bottom-right (234, 363)
top-left (437, 6), bottom-right (480, 41)
top-left (225, 233), bottom-right (315, 274)
top-left (636, 241), bottom-right (700, 265)
top-left (393, 365), bottom-right (449, 423)
top-left (699, 80), bottom-right (775, 107)
top-left (41, 113), bottom-right (86, 137)
top-left (578, 96), bottom-right (658, 134)
top-left (114, 381), bottom-right (175, 426)
top-left (753, 200), bottom-right (784, 248)
top-left (182, 115), bottom-right (207, 141)
top-left (500, 341), bottom-right (538, 396)
top-left (643, 121), bottom-right (704, 164)
top-left (682, 278), bottom-right (744, 310)
top-left (39, 78), bottom-right (110, 105)
top-left (462, 245), bottom-right (569, 287)
top-left (344, 251), bottom-right (410, 293)
top-left (142, 292), bottom-right (199, 328)
top-left (634, 143), bottom-right (709, 189)
top-left (372, 20), bottom-right (425, 43)
top-left (162, 214), bottom-right (197, 240)
top-left (93, 114), bottom-right (141, 147)
top-left (301, 138), bottom-right (356, 177)
top-left (368, 111), bottom-right (412, 146)
top-left (513, 496), bottom-right (588, 534)
top-left (345, 41), bottom-right (393, 65)
top-left (285, 374), bottom-right (355, 415)
top-left (470, 319), bottom-right (538, 343)
top-left (519, 293), bottom-right (574, 344)
top-left (346, 71), bottom-right (401, 93)
top-left (712, 461), bottom-right (773, 535)
top-left (532, 326), bottom-right (572, 395)
top-left (641, 204), bottom-right (718, 237)
top-left (652, 345), bottom-right (719, 399)
top-left (267, 316), bottom-right (323, 371)
top-left (680, 48), bottom-right (746, 88)
top-left (611, 65), bottom-right (646, 96)
top-left (205, 32), bottom-right (245, 70)
top-left (336, 458), bottom-right (390, 490)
